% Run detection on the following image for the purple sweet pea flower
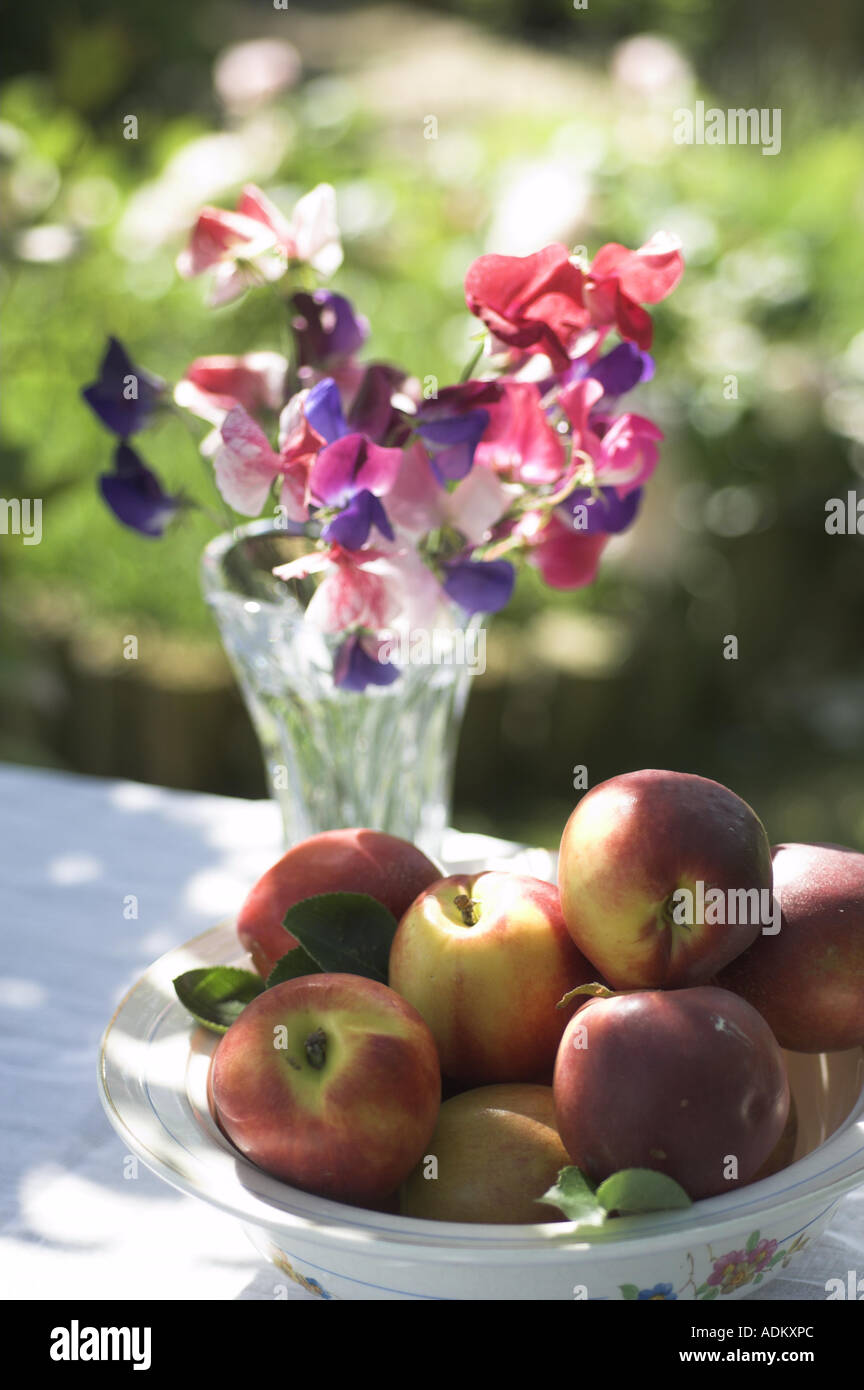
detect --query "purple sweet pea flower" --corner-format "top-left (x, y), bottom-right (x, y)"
top-left (348, 364), bottom-right (414, 444)
top-left (305, 368), bottom-right (416, 449)
top-left (442, 557), bottom-right (515, 614)
top-left (414, 408), bottom-right (490, 486)
top-left (99, 443), bottom-right (182, 537)
top-left (585, 341), bottom-right (654, 398)
top-left (290, 290), bottom-right (369, 367)
top-left (562, 485), bottom-right (643, 534)
top-left (82, 337), bottom-right (166, 437)
top-left (333, 634), bottom-right (399, 691)
top-left (304, 377), bottom-right (350, 443)
top-left (310, 433), bottom-right (402, 548)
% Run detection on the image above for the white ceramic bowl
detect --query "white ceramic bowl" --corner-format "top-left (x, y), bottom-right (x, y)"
top-left (98, 835), bottom-right (864, 1302)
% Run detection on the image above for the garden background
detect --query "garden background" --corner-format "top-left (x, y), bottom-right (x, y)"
top-left (2, 0), bottom-right (864, 849)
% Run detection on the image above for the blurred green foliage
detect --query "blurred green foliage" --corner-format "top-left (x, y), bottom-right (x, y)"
top-left (2, 1), bottom-right (864, 847)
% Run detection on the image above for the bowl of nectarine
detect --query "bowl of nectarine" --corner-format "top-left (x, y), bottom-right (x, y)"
top-left (99, 801), bottom-right (864, 1302)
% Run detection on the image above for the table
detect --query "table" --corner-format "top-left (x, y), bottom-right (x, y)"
top-left (1, 763), bottom-right (861, 1301)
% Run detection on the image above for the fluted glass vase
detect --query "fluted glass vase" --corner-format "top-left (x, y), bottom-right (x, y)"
top-left (201, 521), bottom-right (481, 859)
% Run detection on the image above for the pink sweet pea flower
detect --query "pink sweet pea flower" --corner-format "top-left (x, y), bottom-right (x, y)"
top-left (177, 183), bottom-right (342, 306)
top-left (173, 352), bottom-right (288, 426)
top-left (559, 377), bottom-right (663, 496)
top-left (213, 397), bottom-right (324, 518)
top-left (274, 542), bottom-right (447, 636)
top-left (238, 183), bottom-right (342, 276)
top-left (475, 381), bottom-right (566, 485)
top-left (592, 412), bottom-right (664, 495)
top-left (301, 548), bottom-right (398, 634)
top-left (386, 442), bottom-right (513, 544)
top-left (516, 510), bottom-right (610, 590)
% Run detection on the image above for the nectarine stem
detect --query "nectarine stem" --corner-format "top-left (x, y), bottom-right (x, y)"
top-left (453, 894), bottom-right (481, 926)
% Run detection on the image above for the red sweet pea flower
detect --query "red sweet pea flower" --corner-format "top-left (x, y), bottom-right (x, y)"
top-left (582, 232), bottom-right (684, 352)
top-left (465, 233), bottom-right (684, 365)
top-left (174, 352), bottom-right (288, 426)
top-left (464, 244), bottom-right (588, 371)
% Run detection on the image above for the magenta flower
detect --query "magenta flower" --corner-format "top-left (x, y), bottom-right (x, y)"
top-left (474, 380), bottom-right (565, 485)
top-left (312, 433), bottom-right (403, 548)
top-left (560, 377), bottom-right (663, 496)
top-left (592, 413), bottom-right (664, 495)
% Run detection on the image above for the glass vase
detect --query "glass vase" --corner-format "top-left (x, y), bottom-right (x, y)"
top-left (201, 521), bottom-right (481, 860)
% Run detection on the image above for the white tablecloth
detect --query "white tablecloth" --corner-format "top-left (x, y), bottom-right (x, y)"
top-left (1, 764), bottom-right (861, 1301)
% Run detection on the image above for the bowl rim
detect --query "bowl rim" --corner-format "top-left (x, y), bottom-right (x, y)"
top-left (98, 919), bottom-right (864, 1261)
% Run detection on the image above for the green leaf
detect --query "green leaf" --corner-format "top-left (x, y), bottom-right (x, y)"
top-left (703, 1288), bottom-right (719, 1300)
top-left (280, 892), bottom-right (399, 983)
top-left (595, 1169), bottom-right (693, 1216)
top-left (745, 1229), bottom-right (760, 1252)
top-left (265, 945), bottom-right (323, 988)
top-left (173, 967), bottom-right (265, 1034)
top-left (619, 1284), bottom-right (641, 1301)
top-left (538, 1166), bottom-right (606, 1230)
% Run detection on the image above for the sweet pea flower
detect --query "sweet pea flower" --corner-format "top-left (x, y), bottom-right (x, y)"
top-left (474, 380), bottom-right (565, 485)
top-left (290, 289), bottom-right (369, 404)
top-left (465, 233), bottom-right (683, 366)
top-left (582, 341), bottom-right (654, 399)
top-left (174, 352), bottom-right (289, 426)
top-left (215, 376), bottom-right (403, 540)
top-left (82, 337), bottom-right (166, 437)
top-left (562, 485), bottom-right (643, 534)
top-left (582, 232), bottom-right (684, 350)
top-left (291, 290), bottom-right (369, 369)
top-left (311, 433), bottom-right (403, 548)
top-left (413, 407), bottom-right (490, 486)
top-left (177, 183), bottom-right (342, 306)
top-left (464, 244), bottom-right (588, 371)
top-left (559, 377), bottom-right (663, 496)
top-left (441, 557), bottom-right (515, 614)
top-left (410, 379), bottom-right (563, 487)
top-left (591, 414), bottom-right (664, 495)
top-left (386, 442), bottom-right (514, 544)
top-left (516, 510), bottom-right (610, 591)
top-left (213, 396), bottom-right (324, 518)
top-left (305, 369), bottom-right (416, 448)
top-left (99, 443), bottom-right (183, 537)
top-left (333, 634), bottom-right (399, 690)
top-left (275, 542), bottom-right (449, 641)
